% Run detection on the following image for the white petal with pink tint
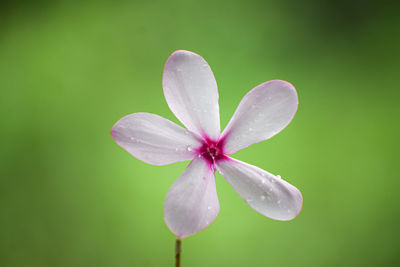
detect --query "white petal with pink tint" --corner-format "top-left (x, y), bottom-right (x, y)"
top-left (163, 50), bottom-right (220, 140)
top-left (215, 157), bottom-right (302, 221)
top-left (164, 157), bottom-right (220, 238)
top-left (221, 80), bottom-right (298, 154)
top-left (111, 113), bottom-right (201, 166)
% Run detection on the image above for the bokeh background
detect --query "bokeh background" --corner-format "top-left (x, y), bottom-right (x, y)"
top-left (1, 0), bottom-right (399, 266)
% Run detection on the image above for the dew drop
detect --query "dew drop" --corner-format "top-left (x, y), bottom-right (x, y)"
top-left (260, 195), bottom-right (266, 201)
top-left (277, 200), bottom-right (281, 205)
top-left (207, 206), bottom-right (212, 210)
top-left (187, 146), bottom-right (193, 152)
top-left (276, 175), bottom-right (281, 179)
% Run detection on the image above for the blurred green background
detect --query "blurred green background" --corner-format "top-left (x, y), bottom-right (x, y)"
top-left (1, 0), bottom-right (399, 266)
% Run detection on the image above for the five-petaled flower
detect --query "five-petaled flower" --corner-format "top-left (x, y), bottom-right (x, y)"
top-left (111, 50), bottom-right (303, 238)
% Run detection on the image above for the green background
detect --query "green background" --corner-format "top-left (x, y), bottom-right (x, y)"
top-left (1, 0), bottom-right (399, 266)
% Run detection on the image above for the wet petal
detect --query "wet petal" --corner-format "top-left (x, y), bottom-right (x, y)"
top-left (164, 157), bottom-right (220, 238)
top-left (215, 157), bottom-right (302, 220)
top-left (163, 50), bottom-right (220, 140)
top-left (221, 80), bottom-right (298, 154)
top-left (111, 113), bottom-right (201, 165)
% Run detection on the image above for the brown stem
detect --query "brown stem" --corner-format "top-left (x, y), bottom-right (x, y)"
top-left (175, 238), bottom-right (182, 267)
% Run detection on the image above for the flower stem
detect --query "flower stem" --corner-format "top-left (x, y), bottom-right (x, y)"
top-left (175, 238), bottom-right (182, 267)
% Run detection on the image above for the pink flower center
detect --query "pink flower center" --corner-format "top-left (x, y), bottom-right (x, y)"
top-left (196, 137), bottom-right (226, 168)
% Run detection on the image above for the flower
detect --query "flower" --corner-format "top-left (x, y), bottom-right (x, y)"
top-left (111, 50), bottom-right (303, 238)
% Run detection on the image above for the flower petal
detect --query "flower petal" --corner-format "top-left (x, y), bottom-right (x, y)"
top-left (221, 80), bottom-right (298, 154)
top-left (163, 50), bottom-right (220, 140)
top-left (215, 157), bottom-right (302, 221)
top-left (164, 157), bottom-right (220, 238)
top-left (111, 113), bottom-right (202, 165)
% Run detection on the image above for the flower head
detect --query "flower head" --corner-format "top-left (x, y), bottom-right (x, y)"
top-left (111, 50), bottom-right (303, 238)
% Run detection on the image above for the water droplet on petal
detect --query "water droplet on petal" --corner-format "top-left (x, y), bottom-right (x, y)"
top-left (260, 195), bottom-right (266, 201)
top-left (207, 206), bottom-right (212, 210)
top-left (276, 175), bottom-right (281, 179)
top-left (187, 146), bottom-right (193, 152)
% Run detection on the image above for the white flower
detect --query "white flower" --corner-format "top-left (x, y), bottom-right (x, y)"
top-left (111, 50), bottom-right (303, 238)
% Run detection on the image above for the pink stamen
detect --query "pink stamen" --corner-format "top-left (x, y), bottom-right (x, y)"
top-left (196, 136), bottom-right (227, 170)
